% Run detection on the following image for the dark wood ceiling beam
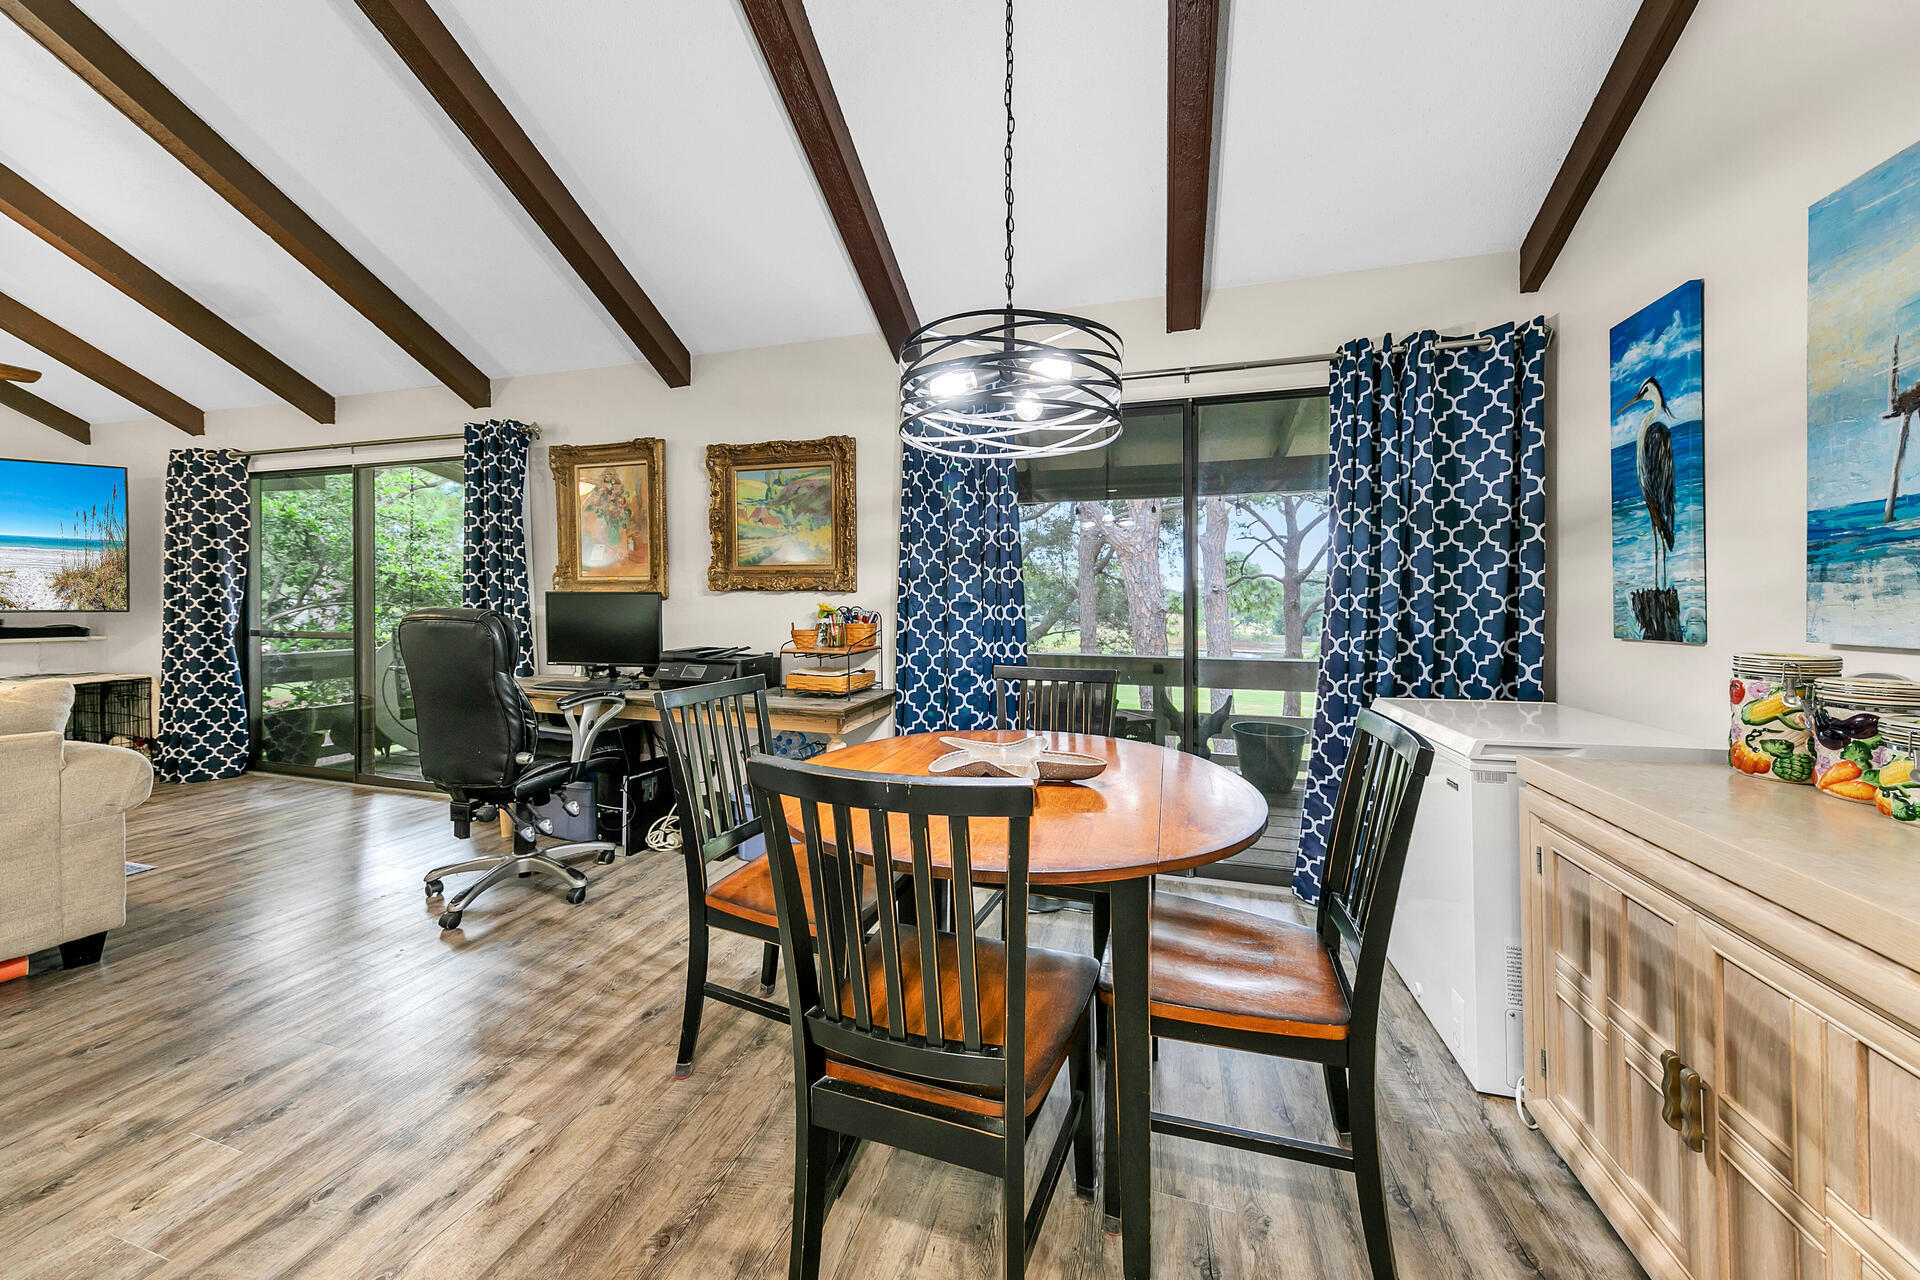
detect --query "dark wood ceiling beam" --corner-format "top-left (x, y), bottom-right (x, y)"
top-left (0, 161), bottom-right (337, 422)
top-left (740, 0), bottom-right (917, 354)
top-left (0, 382), bottom-right (88, 443)
top-left (354, 0), bottom-right (691, 388)
top-left (1167, 0), bottom-right (1223, 333)
top-left (0, 291), bottom-right (204, 434)
top-left (0, 0), bottom-right (493, 407)
top-left (1519, 0), bottom-right (1698, 293)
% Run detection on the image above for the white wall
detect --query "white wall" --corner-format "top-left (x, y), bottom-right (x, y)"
top-left (3, 0), bottom-right (1916, 747)
top-left (0, 333), bottom-right (904, 683)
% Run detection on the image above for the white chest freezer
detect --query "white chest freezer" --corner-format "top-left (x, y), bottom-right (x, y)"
top-left (1368, 698), bottom-right (1721, 1096)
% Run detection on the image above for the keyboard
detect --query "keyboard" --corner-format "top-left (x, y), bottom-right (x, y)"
top-left (525, 677), bottom-right (594, 691)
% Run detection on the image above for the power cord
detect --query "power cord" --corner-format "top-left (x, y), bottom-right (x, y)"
top-left (645, 811), bottom-right (682, 852)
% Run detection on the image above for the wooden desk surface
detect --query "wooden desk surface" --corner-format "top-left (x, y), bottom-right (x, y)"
top-left (1519, 756), bottom-right (1920, 975)
top-left (517, 678), bottom-right (894, 749)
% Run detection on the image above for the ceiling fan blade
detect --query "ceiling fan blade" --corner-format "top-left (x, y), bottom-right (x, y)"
top-left (0, 363), bottom-right (42, 384)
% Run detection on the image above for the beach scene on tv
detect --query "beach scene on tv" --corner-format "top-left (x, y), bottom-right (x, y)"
top-left (0, 459), bottom-right (129, 611)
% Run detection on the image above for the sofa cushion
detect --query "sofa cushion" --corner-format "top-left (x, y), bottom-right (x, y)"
top-left (0, 679), bottom-right (74, 737)
top-left (62, 740), bottom-right (154, 826)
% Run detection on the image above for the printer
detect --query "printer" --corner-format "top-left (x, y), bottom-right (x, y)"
top-left (653, 646), bottom-right (780, 690)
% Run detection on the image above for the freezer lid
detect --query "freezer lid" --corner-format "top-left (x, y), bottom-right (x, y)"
top-left (1368, 697), bottom-right (1715, 763)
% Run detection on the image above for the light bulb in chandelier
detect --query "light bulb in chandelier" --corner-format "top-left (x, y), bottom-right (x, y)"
top-left (929, 370), bottom-right (976, 399)
top-left (1015, 395), bottom-right (1044, 422)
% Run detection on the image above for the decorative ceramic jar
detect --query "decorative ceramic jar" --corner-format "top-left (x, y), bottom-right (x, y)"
top-left (1871, 717), bottom-right (1920, 823)
top-left (1807, 676), bottom-right (1920, 803)
top-left (1728, 653), bottom-right (1843, 785)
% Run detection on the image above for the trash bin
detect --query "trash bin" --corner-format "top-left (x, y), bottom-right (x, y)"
top-left (1231, 720), bottom-right (1307, 799)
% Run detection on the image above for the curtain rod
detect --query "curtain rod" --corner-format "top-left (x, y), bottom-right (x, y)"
top-left (1121, 327), bottom-right (1551, 383)
top-left (241, 423), bottom-right (539, 459)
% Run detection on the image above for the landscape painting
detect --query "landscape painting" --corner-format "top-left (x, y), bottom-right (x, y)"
top-left (549, 438), bottom-right (666, 595)
top-left (707, 436), bottom-right (856, 592)
top-left (733, 466), bottom-right (832, 568)
top-left (0, 459), bottom-right (129, 612)
top-left (1808, 136), bottom-right (1920, 645)
top-left (1611, 279), bottom-right (1706, 643)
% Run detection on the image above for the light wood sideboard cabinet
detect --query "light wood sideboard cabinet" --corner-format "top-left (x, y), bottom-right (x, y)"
top-left (1516, 758), bottom-right (1920, 1280)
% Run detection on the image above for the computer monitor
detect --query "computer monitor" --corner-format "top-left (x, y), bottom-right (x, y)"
top-left (544, 591), bottom-right (662, 671)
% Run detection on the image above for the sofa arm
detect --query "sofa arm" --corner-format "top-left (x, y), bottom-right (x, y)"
top-left (0, 730), bottom-right (73, 959)
top-left (61, 741), bottom-right (155, 826)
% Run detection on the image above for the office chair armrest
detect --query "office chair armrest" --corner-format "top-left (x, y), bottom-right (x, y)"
top-left (559, 691), bottom-right (629, 764)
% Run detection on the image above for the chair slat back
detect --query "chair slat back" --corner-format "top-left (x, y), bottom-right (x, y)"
top-left (1315, 708), bottom-right (1433, 1028)
top-left (749, 756), bottom-right (1034, 1096)
top-left (654, 676), bottom-right (773, 863)
top-left (992, 664), bottom-right (1119, 736)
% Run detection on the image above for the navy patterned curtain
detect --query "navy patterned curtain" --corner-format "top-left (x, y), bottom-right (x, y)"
top-left (156, 448), bottom-right (251, 783)
top-left (462, 419), bottom-right (535, 677)
top-left (895, 450), bottom-right (1028, 732)
top-left (1294, 319), bottom-right (1549, 902)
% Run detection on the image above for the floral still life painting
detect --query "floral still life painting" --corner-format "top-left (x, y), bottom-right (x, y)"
top-left (550, 438), bottom-right (667, 595)
top-left (1808, 136), bottom-right (1920, 645)
top-left (1611, 279), bottom-right (1707, 644)
top-left (707, 437), bottom-right (856, 592)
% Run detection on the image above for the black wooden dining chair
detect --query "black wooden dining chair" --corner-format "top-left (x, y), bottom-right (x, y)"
top-left (749, 755), bottom-right (1098, 1280)
top-left (992, 663), bottom-right (1119, 736)
top-left (655, 676), bottom-right (787, 1077)
top-left (1099, 708), bottom-right (1432, 1280)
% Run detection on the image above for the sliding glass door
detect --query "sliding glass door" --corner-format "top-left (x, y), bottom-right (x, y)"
top-left (1017, 390), bottom-right (1330, 883)
top-left (248, 459), bottom-right (464, 787)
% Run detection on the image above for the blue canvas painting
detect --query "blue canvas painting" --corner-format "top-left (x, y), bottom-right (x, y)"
top-left (1612, 280), bottom-right (1706, 643)
top-left (1808, 138), bottom-right (1920, 645)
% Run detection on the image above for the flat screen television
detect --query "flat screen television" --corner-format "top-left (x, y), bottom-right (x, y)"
top-left (0, 458), bottom-right (129, 612)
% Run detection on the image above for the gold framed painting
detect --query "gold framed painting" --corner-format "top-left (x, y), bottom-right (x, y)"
top-left (550, 438), bottom-right (667, 596)
top-left (707, 436), bottom-right (856, 592)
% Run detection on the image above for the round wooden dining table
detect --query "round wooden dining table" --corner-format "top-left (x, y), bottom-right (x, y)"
top-left (801, 729), bottom-right (1270, 1280)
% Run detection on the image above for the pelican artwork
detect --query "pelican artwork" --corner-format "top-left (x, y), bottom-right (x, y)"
top-left (1618, 375), bottom-right (1677, 591)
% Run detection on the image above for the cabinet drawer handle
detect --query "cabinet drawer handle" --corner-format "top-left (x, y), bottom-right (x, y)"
top-left (1677, 1066), bottom-right (1707, 1153)
top-left (1659, 1050), bottom-right (1685, 1134)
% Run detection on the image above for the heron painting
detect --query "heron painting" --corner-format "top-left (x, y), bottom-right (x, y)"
top-left (1808, 136), bottom-right (1920, 645)
top-left (1611, 280), bottom-right (1707, 643)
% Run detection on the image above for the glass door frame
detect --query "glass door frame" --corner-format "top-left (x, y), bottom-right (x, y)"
top-left (245, 456), bottom-right (461, 792)
top-left (1031, 386), bottom-right (1327, 883)
top-left (1035, 387), bottom-right (1326, 745)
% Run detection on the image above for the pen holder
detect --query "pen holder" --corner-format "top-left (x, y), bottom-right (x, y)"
top-left (844, 621), bottom-right (878, 650)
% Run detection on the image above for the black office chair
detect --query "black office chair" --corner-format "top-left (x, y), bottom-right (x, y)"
top-left (398, 608), bottom-right (628, 931)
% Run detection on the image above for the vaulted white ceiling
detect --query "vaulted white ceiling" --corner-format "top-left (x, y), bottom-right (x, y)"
top-left (0, 0), bottom-right (1637, 430)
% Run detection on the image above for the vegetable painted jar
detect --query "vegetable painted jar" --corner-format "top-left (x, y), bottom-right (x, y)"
top-left (1807, 676), bottom-right (1920, 803)
top-left (1872, 718), bottom-right (1920, 824)
top-left (1728, 653), bottom-right (1842, 785)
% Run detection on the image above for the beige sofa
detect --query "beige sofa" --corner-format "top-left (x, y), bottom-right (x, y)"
top-left (0, 679), bottom-right (154, 968)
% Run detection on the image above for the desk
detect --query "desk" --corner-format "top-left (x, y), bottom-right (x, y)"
top-left (797, 729), bottom-right (1268, 1279)
top-left (516, 679), bottom-right (894, 751)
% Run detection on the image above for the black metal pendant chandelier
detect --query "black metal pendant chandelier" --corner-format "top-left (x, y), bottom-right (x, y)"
top-left (898, 0), bottom-right (1123, 461)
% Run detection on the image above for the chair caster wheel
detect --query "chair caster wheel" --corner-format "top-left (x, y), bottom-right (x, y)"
top-left (424, 879), bottom-right (444, 898)
top-left (565, 886), bottom-right (587, 905)
top-left (438, 910), bottom-right (463, 930)
top-left (597, 849), bottom-right (616, 864)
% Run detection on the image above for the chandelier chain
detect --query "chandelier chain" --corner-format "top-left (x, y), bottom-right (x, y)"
top-left (1003, 0), bottom-right (1015, 308)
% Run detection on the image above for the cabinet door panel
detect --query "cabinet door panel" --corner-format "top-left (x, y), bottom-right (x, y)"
top-left (1864, 1047), bottom-right (1920, 1264)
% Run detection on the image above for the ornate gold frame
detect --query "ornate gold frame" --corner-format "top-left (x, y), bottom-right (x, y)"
top-left (707, 436), bottom-right (856, 592)
top-left (550, 437), bottom-right (668, 596)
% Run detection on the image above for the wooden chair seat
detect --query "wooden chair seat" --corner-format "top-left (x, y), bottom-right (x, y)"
top-left (704, 845), bottom-right (878, 932)
top-left (1098, 893), bottom-right (1350, 1040)
top-left (827, 929), bottom-right (1099, 1118)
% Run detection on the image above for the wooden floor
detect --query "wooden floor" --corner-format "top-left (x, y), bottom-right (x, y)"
top-left (0, 773), bottom-right (1646, 1280)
